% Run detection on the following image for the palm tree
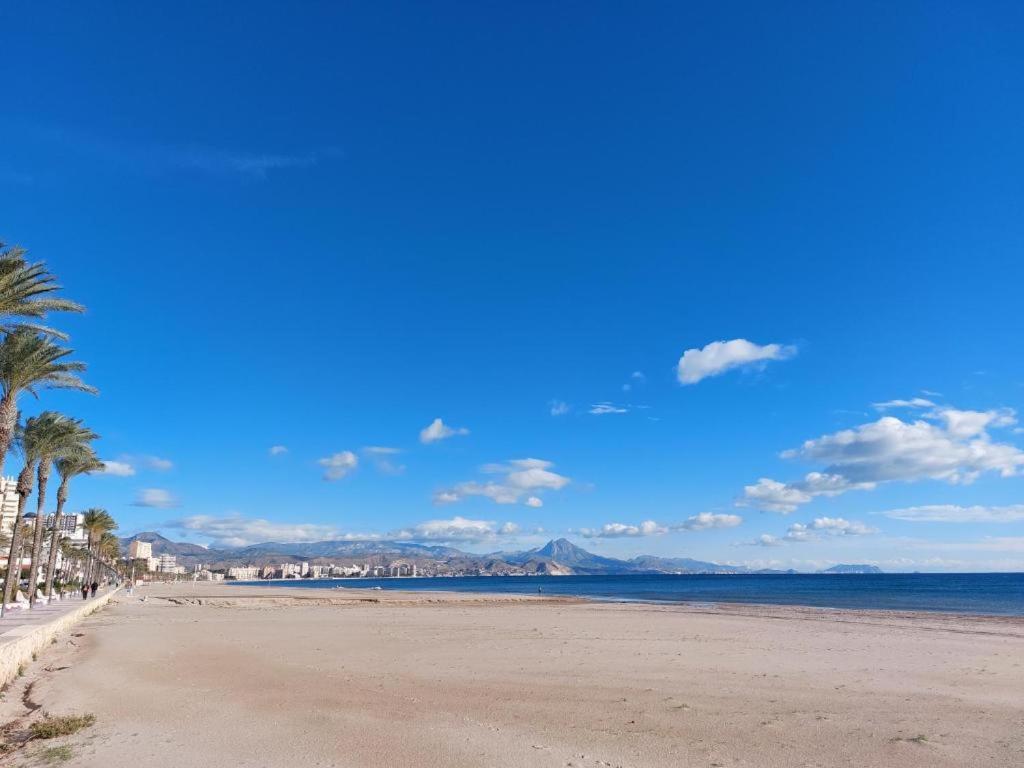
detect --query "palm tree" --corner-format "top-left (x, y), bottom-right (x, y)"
top-left (25, 415), bottom-right (99, 605)
top-left (44, 447), bottom-right (103, 599)
top-left (0, 243), bottom-right (83, 338)
top-left (1, 416), bottom-right (50, 608)
top-left (98, 532), bottom-right (120, 580)
top-left (82, 508), bottom-right (116, 585)
top-left (0, 329), bottom-right (96, 475)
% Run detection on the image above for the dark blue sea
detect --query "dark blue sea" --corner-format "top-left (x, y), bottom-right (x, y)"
top-left (236, 573), bottom-right (1024, 616)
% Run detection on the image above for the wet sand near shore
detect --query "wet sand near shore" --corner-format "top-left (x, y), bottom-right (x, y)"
top-left (3, 582), bottom-right (1023, 767)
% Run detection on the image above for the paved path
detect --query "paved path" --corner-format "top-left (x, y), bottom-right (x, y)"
top-left (0, 593), bottom-right (111, 649)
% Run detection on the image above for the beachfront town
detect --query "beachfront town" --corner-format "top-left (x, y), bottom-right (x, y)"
top-left (0, 475), bottom-right (419, 590)
top-left (125, 539), bottom-right (419, 582)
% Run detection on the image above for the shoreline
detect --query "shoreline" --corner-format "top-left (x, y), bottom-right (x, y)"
top-left (221, 576), bottom-right (1024, 619)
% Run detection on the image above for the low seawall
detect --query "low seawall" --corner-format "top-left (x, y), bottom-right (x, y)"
top-left (0, 589), bottom-right (120, 688)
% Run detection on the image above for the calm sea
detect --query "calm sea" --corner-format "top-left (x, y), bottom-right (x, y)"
top-left (236, 572), bottom-right (1024, 616)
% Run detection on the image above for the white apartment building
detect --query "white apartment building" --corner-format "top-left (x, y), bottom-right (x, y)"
top-left (158, 553), bottom-right (178, 573)
top-left (129, 540), bottom-right (153, 559)
top-left (0, 475), bottom-right (19, 534)
top-left (227, 566), bottom-right (261, 580)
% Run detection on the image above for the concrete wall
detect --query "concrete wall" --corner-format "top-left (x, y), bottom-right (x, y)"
top-left (0, 589), bottom-right (120, 688)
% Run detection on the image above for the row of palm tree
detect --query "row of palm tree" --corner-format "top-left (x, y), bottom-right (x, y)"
top-left (0, 241), bottom-right (118, 613)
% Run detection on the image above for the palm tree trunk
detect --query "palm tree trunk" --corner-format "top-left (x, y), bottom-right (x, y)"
top-left (1, 493), bottom-right (28, 609)
top-left (0, 395), bottom-right (17, 470)
top-left (27, 465), bottom-right (51, 606)
top-left (43, 482), bottom-right (68, 599)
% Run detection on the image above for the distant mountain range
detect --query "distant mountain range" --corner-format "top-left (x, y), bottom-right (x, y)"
top-left (121, 532), bottom-right (881, 576)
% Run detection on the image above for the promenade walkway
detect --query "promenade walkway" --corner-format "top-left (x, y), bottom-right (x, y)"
top-left (0, 589), bottom-right (118, 686)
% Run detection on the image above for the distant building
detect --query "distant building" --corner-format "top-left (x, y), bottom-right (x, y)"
top-left (157, 553), bottom-right (178, 573)
top-left (227, 566), bottom-right (261, 580)
top-left (278, 563), bottom-right (301, 578)
top-left (300, 561), bottom-right (309, 577)
top-left (129, 540), bottom-right (153, 559)
top-left (308, 564), bottom-right (330, 578)
top-left (0, 476), bottom-right (18, 534)
top-left (44, 512), bottom-right (88, 545)
top-left (261, 565), bottom-right (276, 579)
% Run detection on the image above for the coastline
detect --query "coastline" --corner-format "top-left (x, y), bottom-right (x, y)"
top-left (3, 581), bottom-right (1022, 767)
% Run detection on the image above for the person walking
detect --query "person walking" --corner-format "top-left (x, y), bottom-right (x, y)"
top-left (90, 580), bottom-right (98, 598)
top-left (80, 583), bottom-right (89, 600)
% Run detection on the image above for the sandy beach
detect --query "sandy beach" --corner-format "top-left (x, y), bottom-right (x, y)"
top-left (2, 582), bottom-right (1022, 767)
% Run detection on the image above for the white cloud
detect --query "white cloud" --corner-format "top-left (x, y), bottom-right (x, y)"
top-left (882, 504), bottom-right (1024, 523)
top-left (318, 451), bottom-right (358, 481)
top-left (673, 512), bottom-right (743, 531)
top-left (784, 522), bottom-right (813, 542)
top-left (132, 488), bottom-right (178, 508)
top-left (525, 496), bottom-right (543, 508)
top-left (393, 516), bottom-right (520, 543)
top-left (99, 460), bottom-right (135, 477)
top-left (747, 516), bottom-right (876, 547)
top-left (872, 398), bottom-right (935, 410)
top-left (361, 446), bottom-right (405, 475)
top-left (437, 458), bottom-right (571, 506)
top-left (142, 455), bottom-right (173, 471)
top-left (934, 407), bottom-right (1016, 439)
top-left (549, 400), bottom-right (570, 416)
top-left (677, 339), bottom-right (796, 385)
top-left (589, 402), bottom-right (628, 415)
top-left (810, 516), bottom-right (878, 536)
top-left (269, 445), bottom-right (288, 456)
top-left (748, 533), bottom-right (784, 547)
top-left (419, 418), bottom-right (470, 444)
top-left (741, 408), bottom-right (1024, 513)
top-left (579, 520), bottom-right (667, 538)
top-left (170, 514), bottom-right (350, 548)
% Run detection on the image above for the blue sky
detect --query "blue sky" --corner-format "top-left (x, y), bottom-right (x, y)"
top-left (2, 2), bottom-right (1023, 570)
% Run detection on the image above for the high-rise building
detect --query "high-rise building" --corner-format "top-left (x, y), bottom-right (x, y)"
top-left (129, 540), bottom-right (153, 559)
top-left (0, 476), bottom-right (19, 534)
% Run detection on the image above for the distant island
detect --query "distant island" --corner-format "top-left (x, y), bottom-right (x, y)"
top-left (121, 533), bottom-right (881, 577)
top-left (820, 564), bottom-right (884, 575)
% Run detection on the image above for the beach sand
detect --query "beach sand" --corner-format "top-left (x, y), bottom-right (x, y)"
top-left (3, 582), bottom-right (1022, 767)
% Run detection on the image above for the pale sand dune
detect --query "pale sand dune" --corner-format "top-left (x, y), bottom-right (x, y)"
top-left (9, 582), bottom-right (1024, 767)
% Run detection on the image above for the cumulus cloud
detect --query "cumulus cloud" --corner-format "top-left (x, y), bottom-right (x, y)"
top-left (882, 504), bottom-right (1024, 523)
top-left (589, 402), bottom-right (628, 415)
top-left (745, 516), bottom-right (876, 547)
top-left (132, 488), bottom-right (179, 508)
top-left (673, 512), bottom-right (743, 531)
top-left (361, 446), bottom-right (405, 475)
top-left (392, 516), bottom-right (520, 543)
top-left (318, 451), bottom-right (358, 480)
top-left (579, 520), bottom-right (667, 538)
top-left (269, 445), bottom-right (288, 456)
top-left (549, 400), bottom-right (570, 416)
top-left (741, 407), bottom-right (1024, 513)
top-left (436, 458), bottom-right (571, 507)
top-left (99, 460), bottom-right (135, 477)
top-left (809, 516), bottom-right (878, 536)
top-left (677, 339), bottom-right (796, 385)
top-left (170, 514), bottom-right (351, 548)
top-left (419, 418), bottom-right (470, 444)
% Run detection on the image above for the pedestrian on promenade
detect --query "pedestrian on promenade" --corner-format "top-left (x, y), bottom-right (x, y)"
top-left (90, 581), bottom-right (98, 598)
top-left (80, 584), bottom-right (89, 600)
